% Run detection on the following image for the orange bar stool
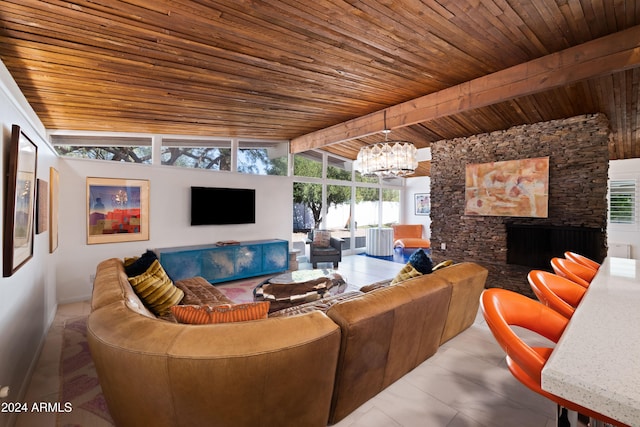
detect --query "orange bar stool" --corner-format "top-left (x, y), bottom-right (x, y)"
top-left (527, 270), bottom-right (586, 319)
top-left (564, 251), bottom-right (600, 271)
top-left (550, 257), bottom-right (594, 288)
top-left (480, 288), bottom-right (629, 427)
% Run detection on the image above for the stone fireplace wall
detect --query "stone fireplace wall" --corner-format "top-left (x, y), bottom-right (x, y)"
top-left (429, 114), bottom-right (610, 295)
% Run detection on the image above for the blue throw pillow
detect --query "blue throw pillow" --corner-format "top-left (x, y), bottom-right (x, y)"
top-left (408, 248), bottom-right (433, 274)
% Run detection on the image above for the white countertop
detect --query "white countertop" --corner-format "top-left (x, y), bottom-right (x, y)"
top-left (542, 257), bottom-right (640, 426)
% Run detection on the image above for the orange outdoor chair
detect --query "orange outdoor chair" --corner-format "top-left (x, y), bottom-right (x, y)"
top-left (480, 288), bottom-right (628, 427)
top-left (527, 270), bottom-right (586, 319)
top-left (564, 251), bottom-right (600, 271)
top-left (550, 257), bottom-right (595, 288)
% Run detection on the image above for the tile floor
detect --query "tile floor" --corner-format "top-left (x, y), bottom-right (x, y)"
top-left (16, 255), bottom-right (557, 427)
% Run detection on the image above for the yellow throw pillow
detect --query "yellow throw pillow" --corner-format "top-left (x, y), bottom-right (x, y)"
top-left (391, 263), bottom-right (423, 285)
top-left (128, 260), bottom-right (184, 316)
top-left (433, 260), bottom-right (454, 271)
top-left (171, 302), bottom-right (270, 324)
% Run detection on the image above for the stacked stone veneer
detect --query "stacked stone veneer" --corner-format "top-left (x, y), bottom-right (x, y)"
top-left (430, 114), bottom-right (610, 295)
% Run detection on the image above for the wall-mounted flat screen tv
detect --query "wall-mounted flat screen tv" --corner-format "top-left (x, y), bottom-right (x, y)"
top-left (190, 187), bottom-right (256, 225)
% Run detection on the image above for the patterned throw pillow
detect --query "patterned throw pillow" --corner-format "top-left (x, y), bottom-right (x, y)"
top-left (313, 230), bottom-right (331, 248)
top-left (391, 248), bottom-right (434, 285)
top-left (171, 301), bottom-right (270, 324)
top-left (127, 259), bottom-right (184, 316)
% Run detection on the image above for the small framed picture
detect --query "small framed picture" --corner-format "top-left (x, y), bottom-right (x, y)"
top-left (49, 167), bottom-right (60, 253)
top-left (86, 177), bottom-right (150, 244)
top-left (36, 179), bottom-right (48, 234)
top-left (415, 193), bottom-right (430, 216)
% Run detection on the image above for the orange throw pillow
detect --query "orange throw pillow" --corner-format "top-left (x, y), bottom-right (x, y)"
top-left (171, 302), bottom-right (270, 324)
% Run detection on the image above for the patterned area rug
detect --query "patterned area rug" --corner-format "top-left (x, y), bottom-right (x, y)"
top-left (56, 275), bottom-right (269, 426)
top-left (57, 316), bottom-right (114, 427)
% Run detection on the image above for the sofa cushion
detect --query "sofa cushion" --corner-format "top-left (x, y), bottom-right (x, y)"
top-left (127, 259), bottom-right (184, 316)
top-left (174, 276), bottom-right (234, 306)
top-left (391, 248), bottom-right (433, 284)
top-left (171, 301), bottom-right (270, 324)
top-left (433, 262), bottom-right (489, 344)
top-left (269, 291), bottom-right (363, 317)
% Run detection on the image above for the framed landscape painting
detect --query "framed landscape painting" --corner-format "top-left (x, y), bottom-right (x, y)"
top-left (86, 177), bottom-right (149, 244)
top-left (3, 125), bottom-right (38, 277)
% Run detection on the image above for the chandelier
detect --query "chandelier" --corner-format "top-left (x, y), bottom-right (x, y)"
top-left (356, 112), bottom-right (418, 177)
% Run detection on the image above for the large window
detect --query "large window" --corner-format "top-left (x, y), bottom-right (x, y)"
top-left (292, 150), bottom-right (404, 255)
top-left (610, 180), bottom-right (637, 224)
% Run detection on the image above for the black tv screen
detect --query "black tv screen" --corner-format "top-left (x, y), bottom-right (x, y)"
top-left (191, 187), bottom-right (256, 225)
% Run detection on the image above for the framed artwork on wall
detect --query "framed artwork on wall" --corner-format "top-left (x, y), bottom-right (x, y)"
top-left (464, 157), bottom-right (549, 218)
top-left (36, 179), bottom-right (48, 234)
top-left (49, 167), bottom-right (60, 253)
top-left (86, 177), bottom-right (150, 244)
top-left (415, 193), bottom-right (430, 215)
top-left (3, 125), bottom-right (38, 277)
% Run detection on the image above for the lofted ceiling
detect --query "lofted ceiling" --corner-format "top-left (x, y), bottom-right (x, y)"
top-left (1, 0), bottom-right (639, 177)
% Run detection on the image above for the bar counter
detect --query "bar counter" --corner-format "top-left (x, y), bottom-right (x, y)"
top-left (542, 257), bottom-right (640, 426)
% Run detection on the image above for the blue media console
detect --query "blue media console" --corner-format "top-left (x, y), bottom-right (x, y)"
top-left (156, 239), bottom-right (289, 284)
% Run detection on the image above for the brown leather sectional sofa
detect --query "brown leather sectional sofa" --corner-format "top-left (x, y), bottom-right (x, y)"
top-left (87, 258), bottom-right (487, 427)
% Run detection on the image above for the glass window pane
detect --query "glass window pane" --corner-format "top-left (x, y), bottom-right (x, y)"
top-left (51, 135), bottom-right (153, 163)
top-left (327, 156), bottom-right (352, 181)
top-left (354, 186), bottom-right (380, 249)
top-left (355, 170), bottom-right (379, 183)
top-left (293, 182), bottom-right (322, 231)
top-left (294, 152), bottom-right (322, 178)
top-left (382, 188), bottom-right (401, 226)
top-left (161, 138), bottom-right (231, 170)
top-left (381, 176), bottom-right (404, 186)
top-left (54, 146), bottom-right (152, 163)
top-left (293, 181), bottom-right (323, 261)
top-left (327, 184), bottom-right (352, 248)
top-left (238, 141), bottom-right (288, 175)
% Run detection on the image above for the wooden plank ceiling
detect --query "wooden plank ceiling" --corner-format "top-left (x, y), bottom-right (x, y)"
top-left (1, 0), bottom-right (639, 177)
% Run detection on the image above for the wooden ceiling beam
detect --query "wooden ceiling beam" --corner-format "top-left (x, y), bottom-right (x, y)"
top-left (291, 25), bottom-right (640, 153)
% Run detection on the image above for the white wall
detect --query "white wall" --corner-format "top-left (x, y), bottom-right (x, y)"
top-left (0, 61), bottom-right (59, 426)
top-left (608, 158), bottom-right (640, 259)
top-left (56, 158), bottom-right (293, 302)
top-left (403, 176), bottom-right (431, 239)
